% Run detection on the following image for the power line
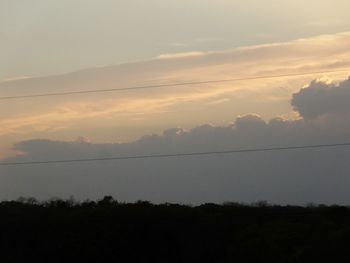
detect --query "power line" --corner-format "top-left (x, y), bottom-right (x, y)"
top-left (1, 142), bottom-right (350, 166)
top-left (0, 68), bottom-right (349, 100)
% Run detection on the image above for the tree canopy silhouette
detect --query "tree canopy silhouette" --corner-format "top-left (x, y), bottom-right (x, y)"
top-left (1, 197), bottom-right (350, 262)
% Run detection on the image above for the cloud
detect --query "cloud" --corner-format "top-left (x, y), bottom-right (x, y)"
top-left (292, 77), bottom-right (350, 120)
top-left (0, 31), bottom-right (349, 146)
top-left (235, 114), bottom-right (267, 131)
top-left (1, 76), bottom-right (350, 204)
top-left (157, 51), bottom-right (204, 59)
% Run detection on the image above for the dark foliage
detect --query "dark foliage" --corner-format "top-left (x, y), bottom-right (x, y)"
top-left (1, 197), bottom-right (350, 262)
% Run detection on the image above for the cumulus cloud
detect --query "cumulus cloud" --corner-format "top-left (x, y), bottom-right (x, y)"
top-left (235, 114), bottom-right (267, 131)
top-left (1, 77), bottom-right (350, 204)
top-left (292, 77), bottom-right (350, 120)
top-left (0, 31), bottom-right (349, 146)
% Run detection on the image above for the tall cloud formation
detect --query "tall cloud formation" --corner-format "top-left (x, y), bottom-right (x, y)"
top-left (292, 77), bottom-right (350, 120)
top-left (1, 77), bottom-right (350, 205)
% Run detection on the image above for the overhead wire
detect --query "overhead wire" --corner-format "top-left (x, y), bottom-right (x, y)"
top-left (1, 142), bottom-right (349, 166)
top-left (1, 68), bottom-right (349, 167)
top-left (0, 68), bottom-right (349, 100)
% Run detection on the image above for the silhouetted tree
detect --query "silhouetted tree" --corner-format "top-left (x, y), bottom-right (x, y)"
top-left (0, 197), bottom-right (349, 262)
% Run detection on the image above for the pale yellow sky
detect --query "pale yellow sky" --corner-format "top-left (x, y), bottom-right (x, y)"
top-left (2, 0), bottom-right (350, 80)
top-left (2, 1), bottom-right (350, 158)
top-left (1, 31), bottom-right (350, 157)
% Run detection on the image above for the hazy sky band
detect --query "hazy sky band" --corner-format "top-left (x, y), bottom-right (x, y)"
top-left (2, 0), bottom-right (350, 80)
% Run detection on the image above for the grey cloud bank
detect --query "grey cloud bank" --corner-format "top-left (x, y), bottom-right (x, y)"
top-left (292, 77), bottom-right (350, 120)
top-left (1, 77), bottom-right (350, 204)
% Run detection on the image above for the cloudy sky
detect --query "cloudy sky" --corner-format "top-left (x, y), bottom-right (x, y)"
top-left (1, 1), bottom-right (350, 203)
top-left (2, 0), bottom-right (350, 80)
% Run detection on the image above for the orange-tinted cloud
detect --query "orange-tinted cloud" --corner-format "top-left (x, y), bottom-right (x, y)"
top-left (0, 32), bottom-right (349, 150)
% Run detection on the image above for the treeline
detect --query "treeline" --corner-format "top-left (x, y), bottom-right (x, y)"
top-left (1, 196), bottom-right (350, 262)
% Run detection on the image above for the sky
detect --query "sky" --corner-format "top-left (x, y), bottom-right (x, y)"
top-left (1, 1), bottom-right (350, 203)
top-left (2, 0), bottom-right (350, 80)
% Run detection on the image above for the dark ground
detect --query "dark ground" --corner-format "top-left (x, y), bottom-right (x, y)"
top-left (1, 196), bottom-right (350, 262)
